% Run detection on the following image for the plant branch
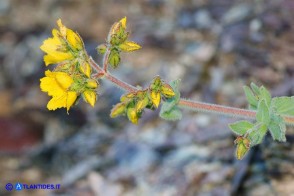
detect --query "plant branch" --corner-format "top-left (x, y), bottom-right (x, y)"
top-left (90, 57), bottom-right (137, 92)
top-left (89, 57), bottom-right (294, 126)
top-left (103, 49), bottom-right (111, 72)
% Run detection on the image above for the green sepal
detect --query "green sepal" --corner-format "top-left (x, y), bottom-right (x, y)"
top-left (108, 49), bottom-right (121, 68)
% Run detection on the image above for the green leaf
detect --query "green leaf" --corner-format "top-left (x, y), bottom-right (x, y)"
top-left (259, 86), bottom-right (271, 106)
top-left (249, 123), bottom-right (268, 146)
top-left (160, 79), bottom-right (181, 113)
top-left (229, 120), bottom-right (254, 135)
top-left (250, 82), bottom-right (260, 96)
top-left (243, 86), bottom-right (258, 109)
top-left (271, 96), bottom-right (294, 116)
top-left (268, 113), bottom-right (286, 142)
top-left (256, 99), bottom-right (270, 125)
top-left (159, 79), bottom-right (182, 121)
top-left (159, 107), bottom-right (182, 121)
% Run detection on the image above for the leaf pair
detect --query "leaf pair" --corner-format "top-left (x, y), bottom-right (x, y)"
top-left (230, 83), bottom-right (293, 159)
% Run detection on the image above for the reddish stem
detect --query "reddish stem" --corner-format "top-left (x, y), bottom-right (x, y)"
top-left (178, 99), bottom-right (256, 119)
top-left (89, 56), bottom-right (294, 125)
top-left (103, 49), bottom-right (111, 72)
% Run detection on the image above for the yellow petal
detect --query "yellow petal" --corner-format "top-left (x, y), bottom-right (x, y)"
top-left (66, 91), bottom-right (78, 112)
top-left (40, 70), bottom-right (67, 97)
top-left (47, 94), bottom-right (67, 110)
top-left (40, 36), bottom-right (62, 54)
top-left (57, 19), bottom-right (67, 37)
top-left (43, 52), bottom-right (73, 66)
top-left (119, 41), bottom-right (141, 52)
top-left (110, 103), bottom-right (126, 118)
top-left (52, 28), bottom-right (60, 38)
top-left (150, 91), bottom-right (161, 108)
top-left (79, 62), bottom-right (91, 77)
top-left (83, 91), bottom-right (97, 107)
top-left (120, 17), bottom-right (127, 29)
top-left (161, 83), bottom-right (175, 98)
top-left (55, 72), bottom-right (74, 89)
top-left (66, 29), bottom-right (83, 50)
top-left (127, 107), bottom-right (138, 124)
top-left (40, 76), bottom-right (64, 97)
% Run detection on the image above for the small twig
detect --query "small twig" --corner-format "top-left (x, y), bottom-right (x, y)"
top-left (89, 57), bottom-right (104, 74)
top-left (103, 49), bottom-right (111, 72)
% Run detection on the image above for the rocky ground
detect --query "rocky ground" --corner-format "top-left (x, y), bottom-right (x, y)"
top-left (0, 0), bottom-right (294, 195)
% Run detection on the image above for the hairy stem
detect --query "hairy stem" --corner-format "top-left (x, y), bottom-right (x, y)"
top-left (103, 49), bottom-right (111, 72)
top-left (178, 99), bottom-right (256, 120)
top-left (89, 57), bottom-right (294, 126)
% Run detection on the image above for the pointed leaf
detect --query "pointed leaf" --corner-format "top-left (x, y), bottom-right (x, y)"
top-left (271, 96), bottom-right (294, 116)
top-left (249, 123), bottom-right (268, 146)
top-left (256, 99), bottom-right (270, 125)
top-left (268, 113), bottom-right (286, 142)
top-left (159, 107), bottom-right (182, 121)
top-left (250, 82), bottom-right (260, 95)
top-left (229, 120), bottom-right (254, 135)
top-left (243, 86), bottom-right (258, 109)
top-left (259, 86), bottom-right (271, 106)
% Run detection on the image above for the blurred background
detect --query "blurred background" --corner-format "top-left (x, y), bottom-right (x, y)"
top-left (0, 0), bottom-right (294, 195)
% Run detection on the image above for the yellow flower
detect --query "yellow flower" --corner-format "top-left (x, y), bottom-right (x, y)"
top-left (40, 19), bottom-right (83, 66)
top-left (40, 70), bottom-right (77, 112)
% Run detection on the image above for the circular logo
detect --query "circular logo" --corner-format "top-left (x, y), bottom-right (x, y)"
top-left (5, 183), bottom-right (13, 191)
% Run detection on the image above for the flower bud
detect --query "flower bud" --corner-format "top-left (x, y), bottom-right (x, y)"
top-left (161, 83), bottom-right (175, 98)
top-left (234, 137), bottom-right (250, 160)
top-left (127, 107), bottom-right (138, 124)
top-left (110, 103), bottom-right (126, 118)
top-left (86, 79), bottom-right (98, 89)
top-left (97, 44), bottom-right (107, 54)
top-left (108, 50), bottom-right (121, 68)
top-left (83, 90), bottom-right (97, 107)
top-left (150, 90), bottom-right (161, 108)
top-left (136, 96), bottom-right (149, 112)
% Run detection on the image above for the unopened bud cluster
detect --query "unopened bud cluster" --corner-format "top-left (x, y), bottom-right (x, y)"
top-left (97, 17), bottom-right (141, 68)
top-left (110, 76), bottom-right (175, 124)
